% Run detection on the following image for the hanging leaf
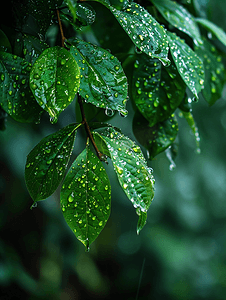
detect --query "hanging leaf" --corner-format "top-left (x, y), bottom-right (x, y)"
top-left (69, 39), bottom-right (128, 116)
top-left (109, 2), bottom-right (170, 65)
top-left (0, 52), bottom-right (43, 123)
top-left (194, 38), bottom-right (225, 105)
top-left (133, 111), bottom-right (178, 160)
top-left (167, 31), bottom-right (205, 99)
top-left (25, 123), bottom-right (80, 204)
top-left (152, 0), bottom-right (202, 43)
top-left (29, 46), bottom-right (80, 123)
top-left (196, 18), bottom-right (226, 47)
top-left (60, 143), bottom-right (111, 251)
top-left (93, 126), bottom-right (155, 234)
top-left (132, 53), bottom-right (186, 127)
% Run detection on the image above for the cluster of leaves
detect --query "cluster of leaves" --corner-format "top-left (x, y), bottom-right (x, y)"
top-left (1, 0), bottom-right (226, 250)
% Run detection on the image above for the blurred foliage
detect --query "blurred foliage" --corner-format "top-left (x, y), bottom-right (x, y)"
top-left (1, 0), bottom-right (226, 299)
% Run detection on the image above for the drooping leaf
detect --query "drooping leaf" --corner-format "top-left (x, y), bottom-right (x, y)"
top-left (109, 2), bottom-right (170, 65)
top-left (132, 53), bottom-right (186, 127)
top-left (196, 18), bottom-right (226, 47)
top-left (194, 38), bottom-right (225, 105)
top-left (25, 123), bottom-right (80, 204)
top-left (0, 52), bottom-right (43, 123)
top-left (60, 143), bottom-right (111, 251)
top-left (152, 0), bottom-right (202, 43)
top-left (133, 111), bottom-right (178, 160)
top-left (93, 126), bottom-right (155, 233)
top-left (29, 46), bottom-right (80, 123)
top-left (167, 31), bottom-right (205, 98)
top-left (69, 39), bottom-right (128, 116)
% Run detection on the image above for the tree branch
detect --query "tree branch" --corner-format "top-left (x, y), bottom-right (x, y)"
top-left (57, 9), bottom-right (66, 47)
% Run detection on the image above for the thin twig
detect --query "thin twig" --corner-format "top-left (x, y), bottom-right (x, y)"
top-left (56, 9), bottom-right (66, 47)
top-left (77, 95), bottom-right (104, 161)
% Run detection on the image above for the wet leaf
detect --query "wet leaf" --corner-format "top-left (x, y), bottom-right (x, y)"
top-left (25, 123), bottom-right (80, 204)
top-left (132, 53), bottom-right (186, 127)
top-left (194, 38), bottom-right (225, 105)
top-left (30, 46), bottom-right (80, 123)
top-left (69, 39), bottom-right (128, 116)
top-left (109, 2), bottom-right (170, 65)
top-left (0, 52), bottom-right (43, 123)
top-left (167, 32), bottom-right (205, 98)
top-left (152, 0), bottom-right (201, 43)
top-left (196, 18), bottom-right (226, 47)
top-left (133, 111), bottom-right (178, 160)
top-left (60, 143), bottom-right (111, 251)
top-left (93, 126), bottom-right (155, 233)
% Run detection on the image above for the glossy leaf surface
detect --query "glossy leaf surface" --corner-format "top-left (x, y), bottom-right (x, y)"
top-left (25, 123), bottom-right (80, 203)
top-left (132, 54), bottom-right (186, 127)
top-left (0, 52), bottom-right (43, 123)
top-left (133, 111), bottom-right (178, 160)
top-left (194, 38), bottom-right (225, 105)
top-left (60, 144), bottom-right (111, 250)
top-left (196, 18), bottom-right (226, 47)
top-left (167, 32), bottom-right (205, 98)
top-left (152, 0), bottom-right (201, 43)
top-left (109, 2), bottom-right (170, 65)
top-left (30, 46), bottom-right (80, 123)
top-left (93, 126), bottom-right (155, 233)
top-left (69, 39), bottom-right (128, 116)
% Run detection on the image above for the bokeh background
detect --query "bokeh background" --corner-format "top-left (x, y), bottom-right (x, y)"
top-left (1, 0), bottom-right (226, 299)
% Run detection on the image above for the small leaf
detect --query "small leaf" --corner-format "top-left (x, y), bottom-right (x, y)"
top-left (93, 126), bottom-right (155, 233)
top-left (196, 18), bottom-right (226, 47)
top-left (69, 39), bottom-right (128, 116)
top-left (25, 123), bottom-right (80, 204)
top-left (133, 111), bottom-right (178, 160)
top-left (0, 52), bottom-right (43, 123)
top-left (132, 53), bottom-right (186, 127)
top-left (30, 46), bottom-right (80, 123)
top-left (60, 143), bottom-right (111, 250)
top-left (109, 2), bottom-right (170, 65)
top-left (194, 38), bottom-right (225, 105)
top-left (152, 0), bottom-right (202, 43)
top-left (167, 32), bottom-right (205, 98)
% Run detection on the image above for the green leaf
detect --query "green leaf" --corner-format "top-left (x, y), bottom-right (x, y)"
top-left (60, 143), bottom-right (111, 251)
top-left (109, 2), bottom-right (170, 65)
top-left (69, 39), bottom-right (128, 116)
top-left (133, 111), bottom-right (178, 160)
top-left (0, 52), bottom-right (43, 123)
top-left (152, 0), bottom-right (202, 43)
top-left (76, 3), bottom-right (96, 26)
top-left (0, 29), bottom-right (12, 52)
top-left (194, 38), bottom-right (225, 105)
top-left (132, 53), bottom-right (186, 127)
top-left (65, 0), bottom-right (77, 22)
top-left (165, 142), bottom-right (178, 171)
top-left (93, 126), bottom-right (155, 233)
top-left (196, 18), bottom-right (226, 47)
top-left (25, 123), bottom-right (80, 204)
top-left (30, 46), bottom-right (80, 123)
top-left (22, 35), bottom-right (49, 64)
top-left (167, 32), bottom-right (205, 99)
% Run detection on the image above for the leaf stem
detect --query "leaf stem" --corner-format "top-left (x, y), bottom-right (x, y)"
top-left (77, 95), bottom-right (104, 161)
top-left (57, 9), bottom-right (66, 47)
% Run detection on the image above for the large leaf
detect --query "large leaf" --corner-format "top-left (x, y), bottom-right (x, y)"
top-left (133, 111), bottom-right (178, 160)
top-left (109, 2), bottom-right (170, 65)
top-left (194, 38), bottom-right (225, 105)
top-left (0, 52), bottom-right (43, 123)
top-left (30, 46), bottom-right (80, 123)
top-left (25, 123), bottom-right (80, 204)
top-left (167, 32), bottom-right (205, 99)
top-left (69, 39), bottom-right (128, 116)
top-left (152, 0), bottom-right (201, 43)
top-left (196, 18), bottom-right (226, 47)
top-left (60, 143), bottom-right (111, 251)
top-left (93, 126), bottom-right (155, 234)
top-left (132, 53), bottom-right (186, 127)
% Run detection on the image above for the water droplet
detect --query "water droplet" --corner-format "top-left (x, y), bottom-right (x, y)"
top-left (114, 65), bottom-right (120, 71)
top-left (60, 59), bottom-right (66, 65)
top-left (123, 183), bottom-right (128, 189)
top-left (68, 195), bottom-right (74, 202)
top-left (99, 221), bottom-right (103, 226)
top-left (105, 108), bottom-right (115, 117)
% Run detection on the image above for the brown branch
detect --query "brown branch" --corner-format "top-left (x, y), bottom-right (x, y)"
top-left (77, 95), bottom-right (105, 161)
top-left (57, 9), bottom-right (66, 47)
